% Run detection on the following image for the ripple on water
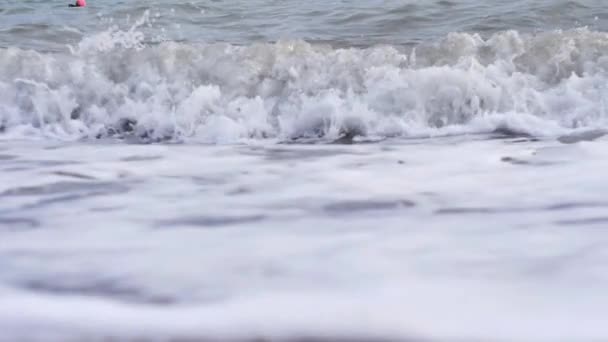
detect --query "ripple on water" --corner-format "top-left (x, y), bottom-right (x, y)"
top-left (23, 191), bottom-right (128, 210)
top-left (243, 147), bottom-right (361, 161)
top-left (435, 207), bottom-right (528, 215)
top-left (500, 156), bottom-right (558, 166)
top-left (20, 160), bottom-right (81, 167)
top-left (436, 202), bottom-right (608, 219)
top-left (544, 202), bottom-right (608, 211)
top-left (0, 154), bottom-right (17, 160)
top-left (157, 214), bottom-right (266, 229)
top-left (556, 217), bottom-right (608, 226)
top-left (0, 217), bottom-right (40, 230)
top-left (1, 181), bottom-right (131, 211)
top-left (1, 181), bottom-right (124, 197)
top-left (21, 278), bottom-right (175, 305)
top-left (120, 155), bottom-right (164, 162)
top-left (51, 171), bottom-right (97, 180)
top-left (557, 129), bottom-right (607, 144)
top-left (323, 199), bottom-right (415, 215)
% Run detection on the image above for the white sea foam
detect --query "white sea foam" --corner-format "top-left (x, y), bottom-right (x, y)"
top-left (1, 26), bottom-right (608, 142)
top-left (2, 138), bottom-right (608, 341)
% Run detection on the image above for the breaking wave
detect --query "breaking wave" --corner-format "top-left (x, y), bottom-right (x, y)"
top-left (2, 21), bottom-right (608, 142)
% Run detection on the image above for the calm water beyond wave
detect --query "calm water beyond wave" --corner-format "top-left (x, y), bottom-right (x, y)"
top-left (2, 1), bottom-right (608, 341)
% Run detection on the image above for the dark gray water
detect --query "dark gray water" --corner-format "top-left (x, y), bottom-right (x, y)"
top-left (2, 0), bottom-right (608, 50)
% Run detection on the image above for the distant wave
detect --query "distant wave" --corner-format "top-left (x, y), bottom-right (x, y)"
top-left (1, 23), bottom-right (608, 142)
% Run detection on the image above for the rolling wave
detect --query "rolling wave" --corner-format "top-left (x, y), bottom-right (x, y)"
top-left (1, 25), bottom-right (608, 142)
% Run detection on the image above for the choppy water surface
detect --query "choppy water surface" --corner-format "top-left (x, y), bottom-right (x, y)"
top-left (1, 0), bottom-right (608, 49)
top-left (2, 0), bottom-right (608, 341)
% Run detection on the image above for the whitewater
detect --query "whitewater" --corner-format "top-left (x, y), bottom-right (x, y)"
top-left (2, 1), bottom-right (608, 341)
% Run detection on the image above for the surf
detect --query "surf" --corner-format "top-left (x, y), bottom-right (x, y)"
top-left (1, 23), bottom-right (608, 143)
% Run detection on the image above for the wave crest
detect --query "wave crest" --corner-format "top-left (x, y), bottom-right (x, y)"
top-left (1, 27), bottom-right (608, 142)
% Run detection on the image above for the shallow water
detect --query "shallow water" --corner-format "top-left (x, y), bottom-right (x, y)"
top-left (2, 0), bottom-right (608, 341)
top-left (2, 137), bottom-right (608, 341)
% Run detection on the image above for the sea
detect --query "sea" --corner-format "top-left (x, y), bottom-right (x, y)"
top-left (1, 1), bottom-right (608, 341)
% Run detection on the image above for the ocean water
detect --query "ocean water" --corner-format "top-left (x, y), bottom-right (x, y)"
top-left (2, 1), bottom-right (608, 341)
